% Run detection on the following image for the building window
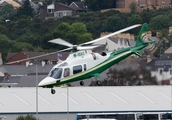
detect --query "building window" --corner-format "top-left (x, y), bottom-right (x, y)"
top-left (47, 9), bottom-right (54, 13)
top-left (54, 10), bottom-right (72, 18)
top-left (159, 69), bottom-right (163, 75)
top-left (170, 69), bottom-right (172, 75)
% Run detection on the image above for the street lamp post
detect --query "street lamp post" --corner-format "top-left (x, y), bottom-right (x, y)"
top-left (67, 86), bottom-right (69, 120)
top-left (36, 64), bottom-right (38, 119)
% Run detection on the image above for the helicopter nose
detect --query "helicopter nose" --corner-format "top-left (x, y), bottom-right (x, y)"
top-left (38, 77), bottom-right (56, 87)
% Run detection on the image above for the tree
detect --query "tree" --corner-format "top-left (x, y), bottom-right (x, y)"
top-left (52, 22), bottom-right (92, 45)
top-left (128, 14), bottom-right (142, 34)
top-left (140, 8), bottom-right (154, 24)
top-left (12, 42), bottom-right (34, 52)
top-left (0, 4), bottom-right (14, 19)
top-left (0, 34), bottom-right (15, 61)
top-left (85, 0), bottom-right (115, 11)
top-left (103, 15), bottom-right (125, 32)
top-left (129, 2), bottom-right (137, 13)
top-left (149, 15), bottom-right (170, 33)
top-left (128, 14), bottom-right (142, 26)
top-left (16, 0), bottom-right (34, 18)
top-left (16, 115), bottom-right (38, 120)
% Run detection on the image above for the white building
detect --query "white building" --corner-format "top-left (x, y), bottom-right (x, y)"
top-left (0, 86), bottom-right (172, 120)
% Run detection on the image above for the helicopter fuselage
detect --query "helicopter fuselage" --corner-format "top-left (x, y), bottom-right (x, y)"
top-left (38, 46), bottom-right (139, 88)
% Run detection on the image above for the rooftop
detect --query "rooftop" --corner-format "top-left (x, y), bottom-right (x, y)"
top-left (0, 86), bottom-right (171, 113)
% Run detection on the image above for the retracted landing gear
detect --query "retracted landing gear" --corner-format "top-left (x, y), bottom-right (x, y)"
top-left (94, 73), bottom-right (101, 86)
top-left (51, 88), bottom-right (56, 94)
top-left (80, 81), bottom-right (84, 86)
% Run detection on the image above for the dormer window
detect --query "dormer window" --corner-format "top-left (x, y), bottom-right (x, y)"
top-left (47, 4), bottom-right (54, 13)
top-left (47, 9), bottom-right (54, 13)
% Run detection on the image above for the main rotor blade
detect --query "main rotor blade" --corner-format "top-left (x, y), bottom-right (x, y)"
top-left (77, 45), bottom-right (99, 50)
top-left (49, 38), bottom-right (73, 48)
top-left (6, 52), bottom-right (58, 64)
top-left (82, 24), bottom-right (142, 45)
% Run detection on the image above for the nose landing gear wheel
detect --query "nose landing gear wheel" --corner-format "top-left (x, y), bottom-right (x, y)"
top-left (51, 88), bottom-right (56, 94)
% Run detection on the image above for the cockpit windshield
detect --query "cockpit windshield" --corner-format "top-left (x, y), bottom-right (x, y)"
top-left (48, 68), bottom-right (62, 79)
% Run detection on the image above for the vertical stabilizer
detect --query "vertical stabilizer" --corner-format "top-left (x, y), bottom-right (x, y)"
top-left (135, 23), bottom-right (148, 46)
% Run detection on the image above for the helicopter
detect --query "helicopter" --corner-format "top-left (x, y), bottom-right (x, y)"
top-left (7, 23), bottom-right (154, 94)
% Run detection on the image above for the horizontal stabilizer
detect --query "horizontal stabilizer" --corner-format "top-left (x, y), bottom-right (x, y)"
top-left (134, 51), bottom-right (142, 57)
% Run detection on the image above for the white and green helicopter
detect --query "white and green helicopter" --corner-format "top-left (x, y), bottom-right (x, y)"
top-left (37, 23), bottom-right (154, 94)
top-left (7, 23), bottom-right (154, 94)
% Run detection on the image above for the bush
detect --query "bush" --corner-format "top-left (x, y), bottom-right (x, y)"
top-left (16, 115), bottom-right (39, 120)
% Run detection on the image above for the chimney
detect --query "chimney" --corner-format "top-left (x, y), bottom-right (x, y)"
top-left (146, 55), bottom-right (151, 63)
top-left (0, 53), bottom-right (3, 65)
top-left (156, 32), bottom-right (162, 37)
top-left (169, 27), bottom-right (172, 34)
top-left (146, 31), bottom-right (152, 37)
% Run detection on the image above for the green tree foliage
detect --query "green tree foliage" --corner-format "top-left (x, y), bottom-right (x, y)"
top-left (0, 34), bottom-right (15, 60)
top-left (1, 5), bottom-right (172, 61)
top-left (140, 8), bottom-right (155, 24)
top-left (128, 14), bottom-right (142, 26)
top-left (16, 0), bottom-right (34, 18)
top-left (102, 15), bottom-right (125, 32)
top-left (90, 66), bottom-right (157, 86)
top-left (85, 0), bottom-right (115, 11)
top-left (16, 115), bottom-right (38, 120)
top-left (0, 4), bottom-right (14, 20)
top-left (52, 22), bottom-right (92, 45)
top-left (13, 42), bottom-right (34, 52)
top-left (129, 2), bottom-right (137, 13)
top-left (149, 15), bottom-right (170, 34)
top-left (53, 22), bottom-right (71, 38)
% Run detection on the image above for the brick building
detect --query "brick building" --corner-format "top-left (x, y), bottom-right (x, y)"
top-left (116, 0), bottom-right (171, 9)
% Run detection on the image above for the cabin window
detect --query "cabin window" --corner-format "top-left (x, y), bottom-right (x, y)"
top-left (64, 68), bottom-right (70, 77)
top-left (48, 68), bottom-right (62, 79)
top-left (84, 64), bottom-right (87, 71)
top-left (73, 65), bottom-right (82, 74)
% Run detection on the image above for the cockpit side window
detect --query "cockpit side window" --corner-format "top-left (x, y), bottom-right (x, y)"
top-left (48, 68), bottom-right (62, 79)
top-left (73, 65), bottom-right (82, 74)
top-left (64, 68), bottom-right (70, 77)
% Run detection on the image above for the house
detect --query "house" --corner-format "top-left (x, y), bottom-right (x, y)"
top-left (146, 44), bottom-right (172, 85)
top-left (0, 0), bottom-right (21, 10)
top-left (116, 0), bottom-right (171, 9)
top-left (97, 32), bottom-right (136, 52)
top-left (69, 1), bottom-right (87, 12)
top-left (146, 58), bottom-right (172, 84)
top-left (6, 51), bottom-right (69, 65)
top-left (39, 2), bottom-right (86, 19)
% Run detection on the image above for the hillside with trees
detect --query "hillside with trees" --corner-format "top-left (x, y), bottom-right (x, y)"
top-left (0, 0), bottom-right (172, 61)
